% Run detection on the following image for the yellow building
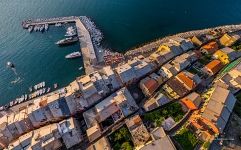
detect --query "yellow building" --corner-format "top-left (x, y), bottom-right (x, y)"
top-left (191, 36), bottom-right (203, 46)
top-left (213, 50), bottom-right (229, 64)
top-left (219, 33), bottom-right (239, 46)
top-left (157, 44), bottom-right (171, 52)
top-left (213, 47), bottom-right (237, 64)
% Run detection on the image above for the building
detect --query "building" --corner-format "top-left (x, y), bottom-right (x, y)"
top-left (86, 124), bottom-right (102, 142)
top-left (200, 41), bottom-right (219, 54)
top-left (84, 87), bottom-right (138, 142)
top-left (219, 66), bottom-right (241, 92)
top-left (163, 71), bottom-right (201, 99)
top-left (140, 127), bottom-right (176, 150)
top-left (169, 37), bottom-right (194, 52)
top-left (149, 52), bottom-right (167, 66)
top-left (131, 59), bottom-right (154, 79)
top-left (171, 55), bottom-right (191, 73)
top-left (115, 63), bottom-right (136, 85)
top-left (89, 71), bottom-right (110, 96)
top-left (158, 63), bottom-right (178, 79)
top-left (158, 51), bottom-right (196, 79)
top-left (77, 75), bottom-right (102, 104)
top-left (213, 47), bottom-right (238, 64)
top-left (181, 92), bottom-right (202, 111)
top-left (163, 77), bottom-right (189, 99)
top-left (219, 33), bottom-right (240, 46)
top-left (202, 60), bottom-right (223, 76)
top-left (156, 45), bottom-right (175, 60)
top-left (125, 115), bottom-right (150, 147)
top-left (87, 136), bottom-right (111, 150)
top-left (162, 117), bottom-right (176, 131)
top-left (139, 77), bottom-right (159, 97)
top-left (57, 118), bottom-right (83, 149)
top-left (149, 73), bottom-right (164, 85)
top-left (7, 117), bottom-right (82, 150)
top-left (101, 66), bottom-right (122, 91)
top-left (191, 36), bottom-right (203, 46)
top-left (143, 92), bottom-right (171, 111)
top-left (162, 42), bottom-right (183, 56)
top-left (201, 85), bottom-right (236, 133)
top-left (176, 71), bottom-right (202, 91)
top-left (191, 34), bottom-right (215, 46)
top-left (0, 115), bottom-right (14, 148)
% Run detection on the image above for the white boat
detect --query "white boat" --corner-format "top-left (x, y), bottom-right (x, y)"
top-left (44, 24), bottom-right (49, 31)
top-left (65, 31), bottom-right (77, 37)
top-left (40, 25), bottom-right (44, 32)
top-left (65, 26), bottom-right (77, 37)
top-left (55, 23), bottom-right (62, 27)
top-left (78, 67), bottom-right (83, 70)
top-left (42, 88), bottom-right (46, 94)
top-left (39, 89), bottom-right (43, 95)
top-left (28, 26), bottom-right (33, 32)
top-left (54, 83), bottom-right (58, 89)
top-left (47, 87), bottom-right (51, 93)
top-left (34, 26), bottom-right (38, 32)
top-left (29, 87), bottom-right (33, 92)
top-left (65, 51), bottom-right (81, 59)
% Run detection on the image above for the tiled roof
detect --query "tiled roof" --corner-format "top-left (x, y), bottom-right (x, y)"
top-left (166, 78), bottom-right (189, 97)
top-left (181, 98), bottom-right (197, 110)
top-left (176, 72), bottom-right (196, 90)
top-left (205, 60), bottom-right (223, 74)
top-left (201, 41), bottom-right (218, 54)
top-left (143, 78), bottom-right (159, 94)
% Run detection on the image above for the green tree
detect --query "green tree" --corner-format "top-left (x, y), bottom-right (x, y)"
top-left (121, 142), bottom-right (133, 150)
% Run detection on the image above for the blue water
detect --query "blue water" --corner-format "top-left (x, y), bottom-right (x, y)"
top-left (0, 0), bottom-right (241, 105)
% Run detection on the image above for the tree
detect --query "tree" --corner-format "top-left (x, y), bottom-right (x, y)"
top-left (121, 142), bottom-right (133, 150)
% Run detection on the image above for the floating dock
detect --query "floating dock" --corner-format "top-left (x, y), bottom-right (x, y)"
top-left (22, 16), bottom-right (100, 74)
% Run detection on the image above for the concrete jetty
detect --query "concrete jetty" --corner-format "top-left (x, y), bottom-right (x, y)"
top-left (22, 16), bottom-right (102, 74)
top-left (75, 18), bottom-right (97, 74)
top-left (22, 16), bottom-right (78, 28)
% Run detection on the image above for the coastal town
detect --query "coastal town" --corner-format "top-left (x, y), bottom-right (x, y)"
top-left (0, 16), bottom-right (241, 150)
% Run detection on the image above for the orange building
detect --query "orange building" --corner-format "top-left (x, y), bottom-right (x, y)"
top-left (203, 60), bottom-right (223, 76)
top-left (200, 41), bottom-right (219, 54)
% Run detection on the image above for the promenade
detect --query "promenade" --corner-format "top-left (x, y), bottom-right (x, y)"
top-left (75, 18), bottom-right (97, 74)
top-left (125, 24), bottom-right (241, 59)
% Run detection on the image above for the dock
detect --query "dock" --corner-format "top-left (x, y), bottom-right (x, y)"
top-left (22, 16), bottom-right (101, 74)
top-left (22, 16), bottom-right (77, 28)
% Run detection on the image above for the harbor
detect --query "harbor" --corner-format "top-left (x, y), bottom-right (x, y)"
top-left (0, 16), bottom-right (105, 110)
top-left (22, 16), bottom-right (104, 74)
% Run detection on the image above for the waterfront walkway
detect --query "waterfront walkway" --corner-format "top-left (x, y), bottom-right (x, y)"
top-left (22, 16), bottom-right (100, 74)
top-left (125, 24), bottom-right (241, 59)
top-left (75, 18), bottom-right (97, 74)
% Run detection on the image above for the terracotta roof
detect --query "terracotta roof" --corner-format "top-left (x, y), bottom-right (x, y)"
top-left (177, 72), bottom-right (196, 90)
top-left (201, 41), bottom-right (219, 54)
top-left (181, 98), bottom-right (197, 110)
top-left (143, 78), bottom-right (159, 94)
top-left (166, 78), bottom-right (189, 97)
top-left (190, 120), bottom-right (202, 129)
top-left (205, 60), bottom-right (223, 74)
top-left (200, 117), bottom-right (219, 134)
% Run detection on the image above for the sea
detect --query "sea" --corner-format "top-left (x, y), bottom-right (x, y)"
top-left (0, 0), bottom-right (241, 105)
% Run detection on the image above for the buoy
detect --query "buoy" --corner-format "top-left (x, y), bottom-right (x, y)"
top-left (7, 62), bottom-right (15, 68)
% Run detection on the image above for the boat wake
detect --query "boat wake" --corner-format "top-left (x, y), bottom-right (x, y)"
top-left (11, 77), bottom-right (23, 84)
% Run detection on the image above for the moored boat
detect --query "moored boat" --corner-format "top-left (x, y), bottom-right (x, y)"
top-left (55, 37), bottom-right (79, 46)
top-left (65, 51), bottom-right (81, 59)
